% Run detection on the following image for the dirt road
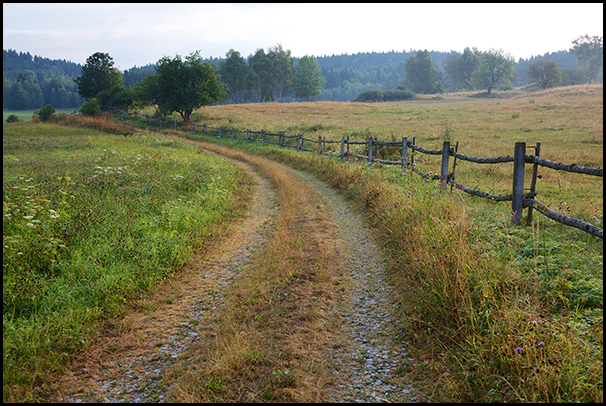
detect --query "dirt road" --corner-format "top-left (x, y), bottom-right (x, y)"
top-left (45, 140), bottom-right (421, 403)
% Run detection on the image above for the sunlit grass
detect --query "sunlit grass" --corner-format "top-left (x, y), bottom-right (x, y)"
top-left (2, 121), bottom-right (250, 402)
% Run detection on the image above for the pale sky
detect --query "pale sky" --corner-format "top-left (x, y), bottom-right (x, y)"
top-left (3, 3), bottom-right (603, 70)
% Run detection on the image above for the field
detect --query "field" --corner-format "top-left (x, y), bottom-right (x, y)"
top-left (3, 84), bottom-right (603, 402)
top-left (3, 120), bottom-right (251, 402)
top-left (3, 108), bottom-right (79, 122)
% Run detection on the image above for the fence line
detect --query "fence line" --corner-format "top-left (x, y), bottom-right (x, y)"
top-left (104, 106), bottom-right (603, 239)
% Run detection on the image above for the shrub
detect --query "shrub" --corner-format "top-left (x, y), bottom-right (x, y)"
top-left (5, 114), bottom-right (20, 123)
top-left (353, 89), bottom-right (384, 102)
top-left (79, 98), bottom-right (102, 117)
top-left (33, 104), bottom-right (56, 122)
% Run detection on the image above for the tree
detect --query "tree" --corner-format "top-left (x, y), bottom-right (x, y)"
top-left (293, 55), bottom-right (324, 101)
top-left (79, 98), bottom-right (102, 116)
top-left (75, 52), bottom-right (123, 100)
top-left (248, 48), bottom-right (275, 102)
top-left (219, 49), bottom-right (249, 103)
top-left (570, 35), bottom-right (603, 83)
top-left (139, 51), bottom-right (226, 122)
top-left (527, 60), bottom-right (562, 89)
top-left (471, 49), bottom-right (515, 95)
top-left (443, 47), bottom-right (480, 92)
top-left (403, 50), bottom-right (442, 94)
top-left (268, 44), bottom-right (296, 102)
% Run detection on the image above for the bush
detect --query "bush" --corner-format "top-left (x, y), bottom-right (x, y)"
top-left (353, 89), bottom-right (384, 102)
top-left (353, 89), bottom-right (416, 102)
top-left (33, 104), bottom-right (56, 122)
top-left (5, 114), bottom-right (20, 123)
top-left (79, 98), bottom-right (102, 117)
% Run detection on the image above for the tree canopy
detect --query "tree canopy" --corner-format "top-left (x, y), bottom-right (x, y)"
top-left (137, 51), bottom-right (226, 121)
top-left (293, 55), bottom-right (324, 101)
top-left (470, 49), bottom-right (515, 94)
top-left (74, 52), bottom-right (123, 100)
top-left (527, 60), bottom-right (562, 89)
top-left (570, 35), bottom-right (603, 84)
top-left (403, 50), bottom-right (443, 94)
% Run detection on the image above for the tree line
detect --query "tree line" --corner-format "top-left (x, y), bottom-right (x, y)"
top-left (3, 35), bottom-right (602, 112)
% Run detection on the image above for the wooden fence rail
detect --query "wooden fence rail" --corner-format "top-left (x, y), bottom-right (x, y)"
top-left (105, 106), bottom-right (603, 239)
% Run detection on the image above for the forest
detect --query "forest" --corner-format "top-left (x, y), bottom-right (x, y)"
top-left (2, 43), bottom-right (595, 110)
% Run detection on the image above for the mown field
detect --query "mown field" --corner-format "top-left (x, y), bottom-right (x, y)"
top-left (2, 120), bottom-right (251, 402)
top-left (128, 84), bottom-right (602, 402)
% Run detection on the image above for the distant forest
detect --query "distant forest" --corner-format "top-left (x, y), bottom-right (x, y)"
top-left (2, 47), bottom-right (587, 110)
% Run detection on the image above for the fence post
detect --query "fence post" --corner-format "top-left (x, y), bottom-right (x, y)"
top-left (440, 141), bottom-right (451, 193)
top-left (261, 130), bottom-right (264, 145)
top-left (232, 128), bottom-right (236, 141)
top-left (174, 120), bottom-right (177, 131)
top-left (219, 127), bottom-right (222, 139)
top-left (279, 132), bottom-right (283, 148)
top-left (318, 135), bottom-right (322, 155)
top-left (411, 137), bottom-right (415, 168)
top-left (512, 142), bottom-right (526, 225)
top-left (145, 115), bottom-right (148, 127)
top-left (159, 117), bottom-right (162, 129)
top-left (191, 122), bottom-right (193, 134)
top-left (402, 137), bottom-right (408, 170)
top-left (347, 136), bottom-right (350, 155)
top-left (526, 142), bottom-right (541, 224)
top-left (368, 136), bottom-right (373, 167)
top-left (297, 133), bottom-right (301, 152)
top-left (450, 141), bottom-right (459, 193)
top-left (246, 129), bottom-right (250, 142)
top-left (341, 137), bottom-right (345, 162)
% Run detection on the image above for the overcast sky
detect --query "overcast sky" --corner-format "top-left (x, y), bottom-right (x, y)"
top-left (3, 3), bottom-right (603, 70)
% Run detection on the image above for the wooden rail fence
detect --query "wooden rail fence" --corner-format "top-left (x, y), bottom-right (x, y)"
top-left (105, 106), bottom-right (603, 239)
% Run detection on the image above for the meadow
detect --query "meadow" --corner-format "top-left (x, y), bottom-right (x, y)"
top-left (3, 108), bottom-right (79, 122)
top-left (2, 119), bottom-right (251, 402)
top-left (3, 84), bottom-right (603, 402)
top-left (128, 84), bottom-right (602, 402)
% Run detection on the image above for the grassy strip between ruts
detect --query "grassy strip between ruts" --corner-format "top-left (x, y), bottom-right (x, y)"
top-left (2, 120), bottom-right (252, 402)
top-left (177, 131), bottom-right (602, 403)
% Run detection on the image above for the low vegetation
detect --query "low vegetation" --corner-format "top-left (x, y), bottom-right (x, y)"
top-left (3, 84), bottom-right (602, 402)
top-left (2, 120), bottom-right (251, 402)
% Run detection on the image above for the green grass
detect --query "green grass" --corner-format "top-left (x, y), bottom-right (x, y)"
top-left (2, 121), bottom-right (250, 402)
top-left (3, 108), bottom-right (79, 122)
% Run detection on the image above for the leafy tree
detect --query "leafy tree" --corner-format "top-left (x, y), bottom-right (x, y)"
top-left (293, 55), bottom-right (324, 101)
top-left (471, 49), bottom-right (515, 95)
top-left (7, 81), bottom-right (29, 110)
top-left (403, 50), bottom-right (442, 94)
top-left (570, 35), bottom-right (603, 83)
top-left (33, 104), bottom-right (55, 122)
top-left (268, 44), bottom-right (296, 102)
top-left (443, 47), bottom-right (480, 92)
top-left (219, 49), bottom-right (249, 103)
top-left (527, 60), bottom-right (562, 89)
top-left (560, 68), bottom-right (588, 86)
top-left (79, 98), bottom-right (102, 116)
top-left (97, 85), bottom-right (133, 111)
top-left (248, 48), bottom-right (275, 102)
top-left (75, 52), bottom-right (123, 100)
top-left (139, 51), bottom-right (226, 122)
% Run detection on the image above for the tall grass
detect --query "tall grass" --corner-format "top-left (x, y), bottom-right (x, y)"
top-left (184, 124), bottom-right (602, 402)
top-left (2, 121), bottom-right (250, 402)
